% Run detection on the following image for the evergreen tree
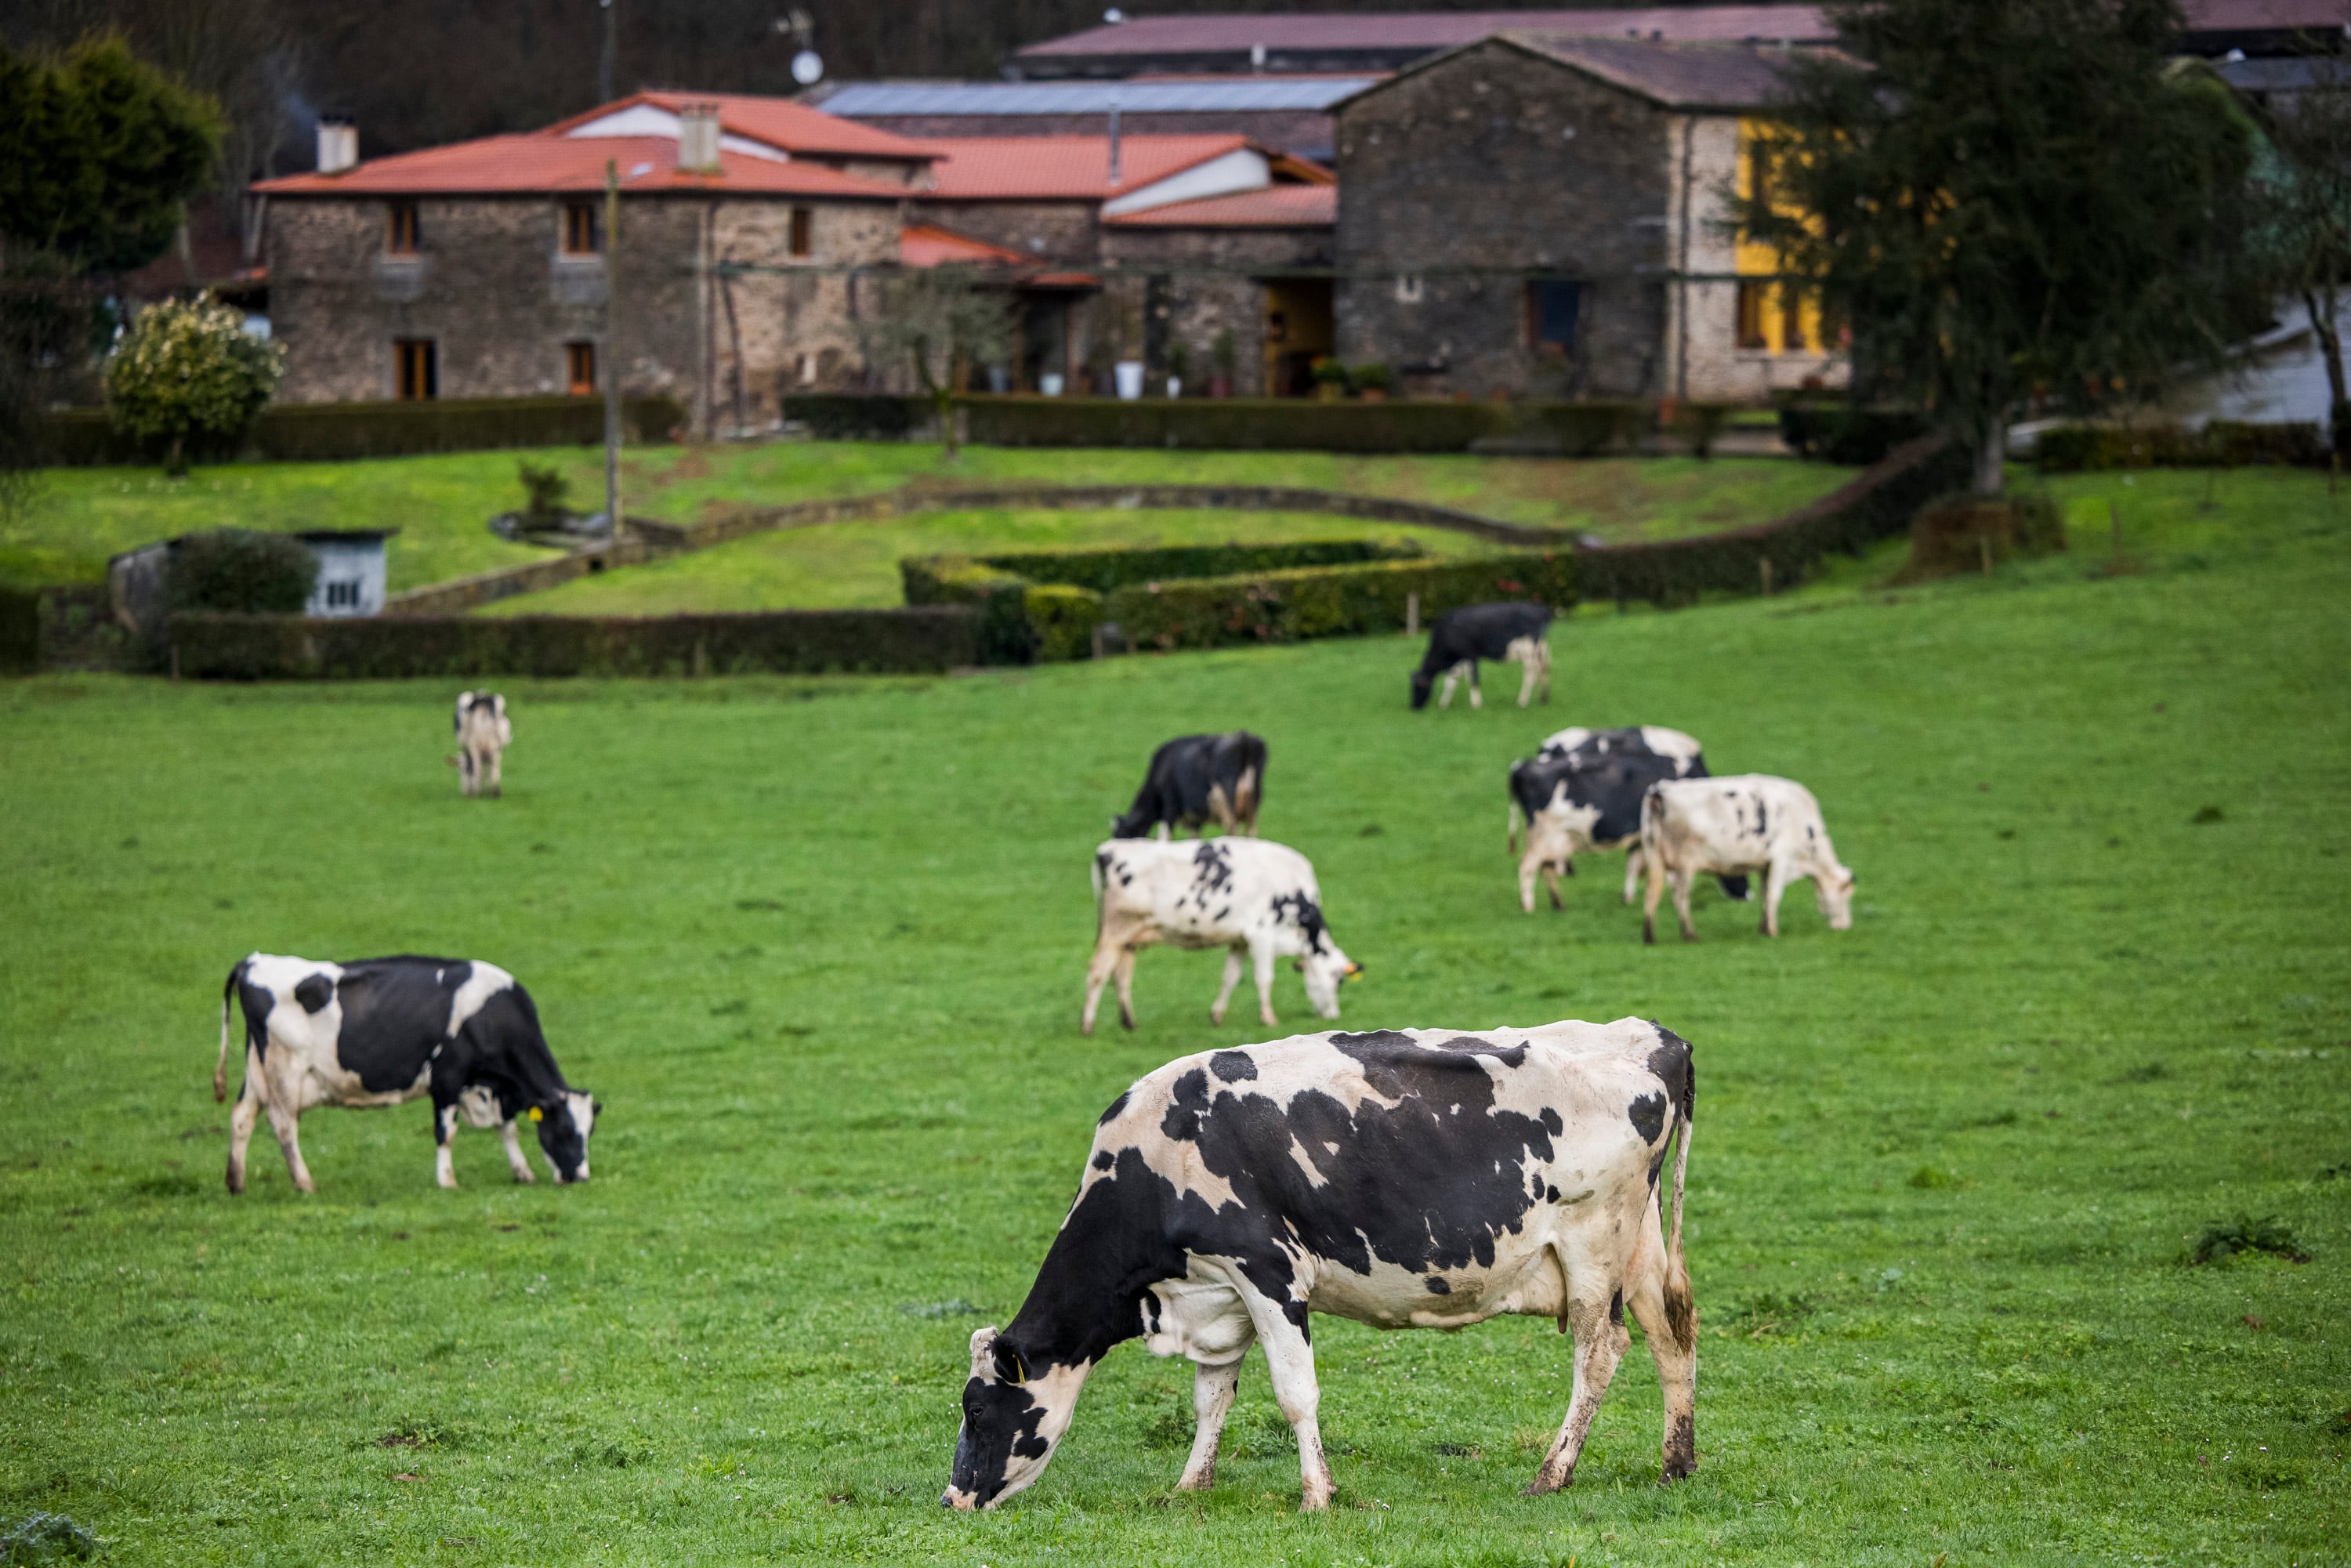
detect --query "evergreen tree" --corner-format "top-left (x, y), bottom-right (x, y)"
top-left (1748, 0), bottom-right (2262, 494)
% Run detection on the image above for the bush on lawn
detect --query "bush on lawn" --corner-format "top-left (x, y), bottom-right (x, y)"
top-left (167, 528), bottom-right (317, 614)
top-left (1896, 492), bottom-right (2067, 581)
top-left (169, 607), bottom-right (979, 680)
top-left (2032, 419), bottom-right (2325, 472)
top-left (104, 297), bottom-right (285, 473)
top-left (781, 393), bottom-right (926, 440)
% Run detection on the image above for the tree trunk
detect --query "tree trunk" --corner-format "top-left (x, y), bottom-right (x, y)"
top-left (2304, 287), bottom-right (2347, 448)
top-left (1972, 420), bottom-right (2005, 496)
top-left (936, 387), bottom-right (958, 460)
top-left (165, 433), bottom-right (187, 479)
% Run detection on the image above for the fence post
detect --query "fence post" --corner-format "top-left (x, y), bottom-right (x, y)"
top-left (1759, 556), bottom-right (1773, 596)
top-left (1406, 591), bottom-right (1419, 636)
top-left (2108, 499), bottom-right (2122, 559)
top-left (1091, 622), bottom-right (1105, 661)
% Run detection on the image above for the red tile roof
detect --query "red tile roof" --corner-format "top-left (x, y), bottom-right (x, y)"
top-left (1103, 183), bottom-right (1336, 227)
top-left (900, 223), bottom-right (1031, 266)
top-left (922, 133), bottom-right (1252, 200)
top-left (549, 90), bottom-right (943, 161)
top-left (253, 135), bottom-right (909, 198)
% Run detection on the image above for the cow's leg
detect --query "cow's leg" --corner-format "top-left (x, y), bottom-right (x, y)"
top-left (1112, 947), bottom-right (1140, 1032)
top-left (1081, 932), bottom-right (1122, 1036)
top-left (1205, 783), bottom-right (1237, 835)
top-left (483, 745), bottom-right (502, 800)
top-left (1626, 1201), bottom-right (1698, 1483)
top-left (1209, 947), bottom-right (1246, 1025)
top-left (260, 1063), bottom-right (315, 1194)
top-left (1468, 661), bottom-right (1483, 710)
top-left (1622, 846), bottom-right (1644, 905)
top-left (1176, 1357), bottom-right (1244, 1491)
top-left (1536, 640), bottom-right (1553, 705)
top-left (1525, 1284), bottom-right (1632, 1495)
top-left (1518, 846), bottom-right (1545, 914)
top-left (1438, 667), bottom-right (1460, 708)
top-left (1251, 938), bottom-right (1280, 1029)
top-left (1235, 1281), bottom-right (1332, 1511)
top-left (1154, 822), bottom-right (1171, 843)
top-left (1672, 867), bottom-right (1699, 942)
top-left (1642, 852), bottom-right (1668, 945)
top-left (499, 1119), bottom-right (538, 1183)
top-left (458, 749), bottom-right (478, 797)
top-left (1233, 767), bottom-right (1259, 836)
top-left (1516, 649), bottom-right (1539, 708)
top-left (433, 1100), bottom-right (460, 1188)
top-left (225, 1046), bottom-right (263, 1195)
top-left (1762, 860), bottom-right (1790, 938)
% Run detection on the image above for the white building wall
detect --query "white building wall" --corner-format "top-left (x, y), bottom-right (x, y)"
top-left (304, 537), bottom-right (389, 617)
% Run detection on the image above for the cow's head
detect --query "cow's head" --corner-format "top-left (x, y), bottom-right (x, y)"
top-left (1816, 866), bottom-right (1856, 931)
top-left (532, 1091), bottom-right (599, 1182)
top-left (942, 1326), bottom-right (1089, 1511)
top-left (1409, 668), bottom-right (1436, 710)
top-left (1108, 809), bottom-right (1148, 839)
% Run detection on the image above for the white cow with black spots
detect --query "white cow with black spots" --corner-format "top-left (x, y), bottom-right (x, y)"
top-left (451, 691), bottom-right (511, 798)
top-left (1639, 774), bottom-right (1855, 942)
top-left (1084, 838), bottom-right (1361, 1035)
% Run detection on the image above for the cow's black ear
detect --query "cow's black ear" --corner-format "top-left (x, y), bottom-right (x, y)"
top-left (594, 1100), bottom-right (605, 1117)
top-left (992, 1342), bottom-right (1027, 1385)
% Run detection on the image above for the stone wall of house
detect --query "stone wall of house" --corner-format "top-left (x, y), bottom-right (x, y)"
top-left (1332, 39), bottom-right (1672, 399)
top-left (268, 193), bottom-right (898, 425)
top-left (1101, 223), bottom-right (1333, 395)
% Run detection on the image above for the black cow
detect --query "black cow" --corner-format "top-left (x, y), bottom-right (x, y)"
top-left (1508, 726), bottom-right (1748, 908)
top-left (1110, 731), bottom-right (1267, 840)
top-left (1409, 603), bottom-right (1553, 710)
top-left (216, 952), bottom-right (598, 1193)
top-left (941, 1019), bottom-right (1697, 1512)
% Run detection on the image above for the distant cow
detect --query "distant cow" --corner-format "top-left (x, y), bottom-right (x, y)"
top-left (215, 953), bottom-right (598, 1193)
top-left (1641, 775), bottom-right (1855, 942)
top-left (1112, 731), bottom-right (1267, 840)
top-left (451, 691), bottom-right (511, 798)
top-left (1410, 603), bottom-right (1553, 711)
top-left (940, 1018), bottom-right (1697, 1512)
top-left (1085, 838), bottom-right (1360, 1035)
top-left (1509, 726), bottom-right (1747, 907)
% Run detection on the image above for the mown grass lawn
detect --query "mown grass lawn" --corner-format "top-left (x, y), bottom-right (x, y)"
top-left (0, 469), bottom-right (2345, 1566)
top-left (2, 443), bottom-right (1853, 593)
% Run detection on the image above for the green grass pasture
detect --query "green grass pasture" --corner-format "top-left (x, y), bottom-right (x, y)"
top-left (0, 469), bottom-right (2344, 1565)
top-left (484, 509), bottom-right (1503, 617)
top-left (4, 444), bottom-right (1851, 593)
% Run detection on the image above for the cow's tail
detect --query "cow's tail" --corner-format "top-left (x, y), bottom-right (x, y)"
top-left (1662, 1062), bottom-right (1696, 1352)
top-left (215, 958), bottom-right (247, 1102)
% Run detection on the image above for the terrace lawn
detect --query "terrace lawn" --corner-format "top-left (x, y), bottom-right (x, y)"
top-left (1, 442), bottom-right (1853, 594)
top-left (1, 467), bottom-right (2345, 1566)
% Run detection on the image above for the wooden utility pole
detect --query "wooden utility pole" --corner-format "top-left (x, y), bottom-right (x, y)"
top-left (603, 158), bottom-right (623, 538)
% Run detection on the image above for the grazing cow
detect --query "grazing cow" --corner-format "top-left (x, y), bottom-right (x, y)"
top-left (451, 691), bottom-right (511, 798)
top-left (1640, 774), bottom-right (1855, 942)
top-left (941, 1018), bottom-right (1697, 1512)
top-left (1084, 838), bottom-right (1360, 1035)
top-left (1509, 726), bottom-right (1747, 907)
top-left (1111, 731), bottom-right (1267, 840)
top-left (214, 953), bottom-right (597, 1193)
top-left (1410, 603), bottom-right (1553, 710)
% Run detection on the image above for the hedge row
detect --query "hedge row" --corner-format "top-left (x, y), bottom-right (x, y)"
top-left (900, 538), bottom-right (1422, 603)
top-left (168, 607), bottom-right (977, 680)
top-left (1578, 434), bottom-right (1971, 607)
top-left (1109, 552), bottom-right (1580, 653)
top-left (1775, 405), bottom-right (1931, 466)
top-left (38, 394), bottom-right (688, 466)
top-left (784, 394), bottom-right (1694, 454)
top-left (2032, 419), bottom-right (2327, 472)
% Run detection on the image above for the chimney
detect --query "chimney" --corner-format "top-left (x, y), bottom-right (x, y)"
top-left (1107, 99), bottom-right (1121, 186)
top-left (317, 116), bottom-right (357, 175)
top-left (677, 103), bottom-right (723, 174)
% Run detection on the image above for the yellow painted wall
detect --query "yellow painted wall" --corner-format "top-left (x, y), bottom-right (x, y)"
top-left (1733, 118), bottom-right (1824, 357)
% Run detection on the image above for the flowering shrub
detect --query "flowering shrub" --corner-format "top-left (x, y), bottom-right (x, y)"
top-left (103, 297), bottom-right (284, 472)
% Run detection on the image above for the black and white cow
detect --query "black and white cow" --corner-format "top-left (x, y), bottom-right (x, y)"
top-left (1508, 726), bottom-right (1747, 907)
top-left (215, 953), bottom-right (597, 1193)
top-left (1110, 731), bottom-right (1268, 840)
top-left (1410, 603), bottom-right (1553, 711)
top-left (451, 691), bottom-right (511, 798)
top-left (942, 1019), bottom-right (1697, 1512)
top-left (1085, 838), bottom-right (1360, 1034)
top-left (1640, 775), bottom-right (1855, 942)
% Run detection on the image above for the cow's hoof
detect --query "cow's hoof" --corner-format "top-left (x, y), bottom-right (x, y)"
top-left (225, 1168), bottom-right (244, 1196)
top-left (1642, 921), bottom-right (1656, 945)
top-left (513, 1169), bottom-right (537, 1185)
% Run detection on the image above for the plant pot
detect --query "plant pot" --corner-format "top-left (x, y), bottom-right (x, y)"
top-left (1039, 373), bottom-right (1065, 397)
top-left (1165, 376), bottom-right (1183, 400)
top-left (1209, 375), bottom-right (1232, 399)
top-left (1317, 382), bottom-right (1346, 403)
top-left (1359, 389), bottom-right (1387, 403)
top-left (1114, 361), bottom-right (1146, 400)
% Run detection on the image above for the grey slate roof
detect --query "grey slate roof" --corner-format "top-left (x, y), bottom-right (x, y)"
top-left (1505, 34), bottom-right (1821, 110)
top-left (821, 78), bottom-right (1382, 117)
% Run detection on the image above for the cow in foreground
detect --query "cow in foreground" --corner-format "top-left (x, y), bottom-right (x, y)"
top-left (1641, 774), bottom-right (1855, 942)
top-left (216, 953), bottom-right (597, 1193)
top-left (451, 691), bottom-right (512, 798)
top-left (1410, 603), bottom-right (1553, 710)
top-left (1112, 730), bottom-right (1267, 840)
top-left (1509, 726), bottom-right (1747, 907)
top-left (1084, 838), bottom-right (1359, 1034)
top-left (942, 1019), bottom-right (1697, 1512)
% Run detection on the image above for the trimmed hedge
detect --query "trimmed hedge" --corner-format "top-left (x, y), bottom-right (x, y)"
top-left (781, 393), bottom-right (926, 440)
top-left (2033, 419), bottom-right (2326, 472)
top-left (1110, 552), bottom-right (1579, 653)
top-left (169, 606), bottom-right (978, 680)
top-left (1777, 405), bottom-right (1931, 466)
top-left (0, 588), bottom-right (37, 675)
top-left (37, 393), bottom-right (688, 466)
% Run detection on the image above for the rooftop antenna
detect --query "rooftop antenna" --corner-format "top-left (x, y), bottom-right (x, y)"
top-left (777, 10), bottom-right (823, 89)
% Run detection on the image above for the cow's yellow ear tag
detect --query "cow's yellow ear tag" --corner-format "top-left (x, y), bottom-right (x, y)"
top-left (528, 1106), bottom-right (544, 1122)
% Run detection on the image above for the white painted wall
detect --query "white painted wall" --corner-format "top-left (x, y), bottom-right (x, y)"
top-left (1102, 148), bottom-right (1271, 215)
top-left (562, 104), bottom-right (790, 162)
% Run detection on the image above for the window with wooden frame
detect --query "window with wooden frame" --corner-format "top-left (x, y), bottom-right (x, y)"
top-left (1525, 280), bottom-right (1581, 354)
top-left (386, 201), bottom-right (420, 255)
top-left (563, 201), bottom-right (603, 255)
top-left (395, 338), bottom-right (437, 400)
top-left (1735, 281), bottom-right (1770, 351)
top-left (565, 340), bottom-right (597, 397)
top-left (788, 206), bottom-right (813, 259)
top-left (1778, 281), bottom-right (1813, 353)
